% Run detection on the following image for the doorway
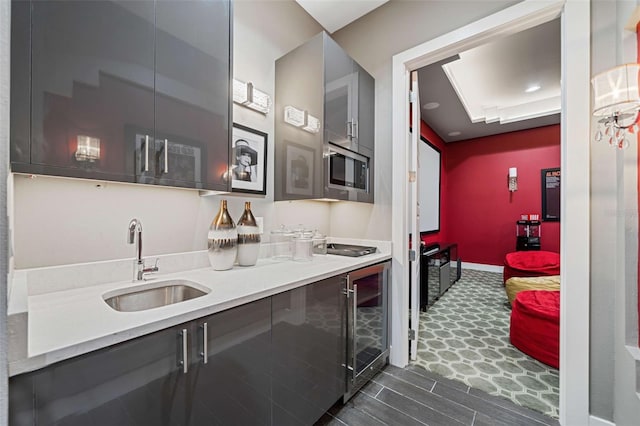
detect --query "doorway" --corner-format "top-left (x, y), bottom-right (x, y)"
top-left (389, 1), bottom-right (590, 425)
top-left (410, 17), bottom-right (562, 418)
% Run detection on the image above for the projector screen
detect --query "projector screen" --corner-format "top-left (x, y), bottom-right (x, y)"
top-left (418, 136), bottom-right (441, 233)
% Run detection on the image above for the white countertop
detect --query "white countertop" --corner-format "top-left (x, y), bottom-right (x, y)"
top-left (11, 240), bottom-right (390, 376)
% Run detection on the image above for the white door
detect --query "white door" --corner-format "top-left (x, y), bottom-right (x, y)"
top-left (409, 71), bottom-right (421, 360)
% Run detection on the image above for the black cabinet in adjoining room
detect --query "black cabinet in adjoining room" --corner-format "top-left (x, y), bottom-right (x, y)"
top-left (419, 243), bottom-right (461, 311)
top-left (10, 0), bottom-right (232, 191)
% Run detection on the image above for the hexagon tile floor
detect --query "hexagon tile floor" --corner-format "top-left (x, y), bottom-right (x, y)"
top-left (413, 268), bottom-right (560, 418)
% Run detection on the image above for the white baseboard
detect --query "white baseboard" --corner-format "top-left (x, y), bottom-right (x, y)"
top-left (461, 262), bottom-right (504, 273)
top-left (590, 415), bottom-right (615, 426)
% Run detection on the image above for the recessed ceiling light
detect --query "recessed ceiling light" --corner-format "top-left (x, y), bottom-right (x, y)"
top-left (448, 131), bottom-right (461, 137)
top-left (423, 102), bottom-right (440, 110)
top-left (525, 84), bottom-right (541, 93)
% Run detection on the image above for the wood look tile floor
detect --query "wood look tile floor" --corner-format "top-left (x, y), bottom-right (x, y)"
top-left (315, 364), bottom-right (559, 426)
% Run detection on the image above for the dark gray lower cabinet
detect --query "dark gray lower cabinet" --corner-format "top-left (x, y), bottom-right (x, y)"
top-left (9, 298), bottom-right (272, 426)
top-left (271, 275), bottom-right (346, 425)
top-left (9, 278), bottom-right (347, 425)
top-left (10, 321), bottom-right (192, 425)
top-left (189, 299), bottom-right (272, 425)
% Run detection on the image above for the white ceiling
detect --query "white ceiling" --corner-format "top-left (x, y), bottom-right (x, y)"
top-left (442, 20), bottom-right (560, 125)
top-left (419, 18), bottom-right (561, 142)
top-left (295, 0), bottom-right (388, 33)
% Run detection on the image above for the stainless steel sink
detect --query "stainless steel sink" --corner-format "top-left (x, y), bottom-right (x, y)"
top-left (103, 280), bottom-right (209, 312)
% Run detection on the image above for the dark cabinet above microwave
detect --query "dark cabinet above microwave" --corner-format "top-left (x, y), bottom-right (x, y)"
top-left (274, 32), bottom-right (375, 203)
top-left (10, 0), bottom-right (232, 191)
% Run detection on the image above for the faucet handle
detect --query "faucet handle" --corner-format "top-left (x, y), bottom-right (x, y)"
top-left (142, 258), bottom-right (160, 275)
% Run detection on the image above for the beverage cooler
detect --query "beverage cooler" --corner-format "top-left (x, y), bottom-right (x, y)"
top-left (344, 261), bottom-right (390, 401)
top-left (516, 220), bottom-right (541, 251)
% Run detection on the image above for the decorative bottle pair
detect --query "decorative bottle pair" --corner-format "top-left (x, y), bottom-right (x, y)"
top-left (207, 200), bottom-right (261, 270)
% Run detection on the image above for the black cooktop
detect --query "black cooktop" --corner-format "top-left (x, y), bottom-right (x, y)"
top-left (326, 243), bottom-right (377, 257)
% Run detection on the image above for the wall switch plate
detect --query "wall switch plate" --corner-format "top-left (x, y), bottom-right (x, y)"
top-left (255, 217), bottom-right (264, 234)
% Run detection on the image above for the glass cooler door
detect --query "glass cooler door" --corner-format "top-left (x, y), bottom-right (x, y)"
top-left (345, 261), bottom-right (390, 400)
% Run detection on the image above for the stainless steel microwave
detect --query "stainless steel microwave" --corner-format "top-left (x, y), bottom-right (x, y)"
top-left (327, 143), bottom-right (370, 193)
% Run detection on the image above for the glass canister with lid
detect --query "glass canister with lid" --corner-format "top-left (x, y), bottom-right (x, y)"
top-left (312, 230), bottom-right (327, 255)
top-left (270, 225), bottom-right (294, 260)
top-left (292, 233), bottom-right (313, 261)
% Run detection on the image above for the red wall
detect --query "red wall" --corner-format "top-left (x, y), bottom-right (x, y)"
top-left (445, 125), bottom-right (561, 265)
top-left (419, 120), bottom-right (448, 245)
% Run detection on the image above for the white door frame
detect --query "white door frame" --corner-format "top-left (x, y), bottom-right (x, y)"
top-left (389, 1), bottom-right (590, 425)
top-left (409, 71), bottom-right (420, 361)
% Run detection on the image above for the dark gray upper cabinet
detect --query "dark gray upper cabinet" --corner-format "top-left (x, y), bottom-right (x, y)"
top-left (10, 0), bottom-right (232, 191)
top-left (155, 0), bottom-right (231, 190)
top-left (356, 62), bottom-right (375, 153)
top-left (324, 37), bottom-right (354, 151)
top-left (275, 32), bottom-right (375, 203)
top-left (9, 0), bottom-right (31, 167)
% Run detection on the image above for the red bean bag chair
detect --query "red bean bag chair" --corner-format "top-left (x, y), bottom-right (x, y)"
top-left (510, 290), bottom-right (560, 369)
top-left (503, 251), bottom-right (560, 284)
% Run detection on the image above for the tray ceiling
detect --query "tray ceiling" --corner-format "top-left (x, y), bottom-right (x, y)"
top-left (418, 18), bottom-right (561, 143)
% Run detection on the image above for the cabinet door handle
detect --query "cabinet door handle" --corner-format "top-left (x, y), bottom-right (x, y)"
top-left (200, 322), bottom-right (208, 364)
top-left (179, 328), bottom-right (188, 374)
top-left (352, 283), bottom-right (358, 382)
top-left (164, 139), bottom-right (169, 174)
top-left (144, 135), bottom-right (149, 172)
top-left (352, 119), bottom-right (358, 140)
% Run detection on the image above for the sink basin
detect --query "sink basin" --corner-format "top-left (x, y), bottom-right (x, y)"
top-left (103, 280), bottom-right (209, 312)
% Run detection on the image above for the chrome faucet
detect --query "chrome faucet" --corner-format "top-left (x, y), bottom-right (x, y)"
top-left (127, 218), bottom-right (159, 281)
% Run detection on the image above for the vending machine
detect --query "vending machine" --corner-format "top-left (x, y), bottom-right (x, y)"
top-left (516, 219), bottom-right (541, 251)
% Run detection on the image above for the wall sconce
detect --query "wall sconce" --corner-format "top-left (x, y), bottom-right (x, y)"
top-left (283, 105), bottom-right (321, 134)
top-left (233, 79), bottom-right (272, 114)
top-left (508, 167), bottom-right (517, 192)
top-left (591, 63), bottom-right (640, 149)
top-left (303, 113), bottom-right (321, 134)
top-left (75, 135), bottom-right (100, 162)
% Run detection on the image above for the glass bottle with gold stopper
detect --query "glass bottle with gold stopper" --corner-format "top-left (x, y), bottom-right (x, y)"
top-left (236, 202), bottom-right (261, 266)
top-left (207, 199), bottom-right (237, 270)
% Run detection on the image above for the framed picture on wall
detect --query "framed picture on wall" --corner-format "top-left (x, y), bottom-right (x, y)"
top-left (285, 142), bottom-right (314, 196)
top-left (542, 167), bottom-right (560, 221)
top-left (231, 123), bottom-right (267, 195)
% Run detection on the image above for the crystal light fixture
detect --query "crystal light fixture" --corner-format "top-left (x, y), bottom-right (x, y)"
top-left (591, 63), bottom-right (640, 149)
top-left (233, 79), bottom-right (272, 114)
top-left (284, 106), bottom-right (321, 134)
top-left (284, 105), bottom-right (306, 127)
top-left (303, 114), bottom-right (321, 134)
